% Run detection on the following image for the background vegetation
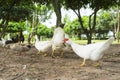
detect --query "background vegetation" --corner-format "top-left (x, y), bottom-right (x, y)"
top-left (0, 0), bottom-right (120, 44)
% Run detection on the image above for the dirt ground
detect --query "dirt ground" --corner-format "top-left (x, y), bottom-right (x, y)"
top-left (0, 44), bottom-right (120, 80)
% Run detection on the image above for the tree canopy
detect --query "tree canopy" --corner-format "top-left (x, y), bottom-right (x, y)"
top-left (0, 0), bottom-right (120, 44)
top-left (64, 0), bottom-right (119, 43)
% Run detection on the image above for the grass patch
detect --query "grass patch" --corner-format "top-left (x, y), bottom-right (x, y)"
top-left (72, 39), bottom-right (119, 44)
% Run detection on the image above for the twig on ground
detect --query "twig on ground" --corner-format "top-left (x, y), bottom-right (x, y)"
top-left (10, 71), bottom-right (25, 80)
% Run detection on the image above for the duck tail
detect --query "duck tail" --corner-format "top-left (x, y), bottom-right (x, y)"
top-left (105, 37), bottom-right (114, 46)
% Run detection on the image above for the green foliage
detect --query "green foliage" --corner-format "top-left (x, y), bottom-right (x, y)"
top-left (96, 10), bottom-right (117, 31)
top-left (0, 0), bottom-right (34, 22)
top-left (63, 14), bottom-right (71, 24)
top-left (64, 19), bottom-right (81, 35)
top-left (64, 16), bottom-right (90, 35)
top-left (0, 0), bottom-right (119, 40)
top-left (64, 0), bottom-right (88, 10)
top-left (37, 24), bottom-right (53, 37)
top-left (36, 3), bottom-right (53, 22)
top-left (82, 16), bottom-right (89, 29)
top-left (64, 0), bottom-right (119, 43)
top-left (7, 21), bottom-right (26, 33)
top-left (116, 32), bottom-right (120, 39)
top-left (88, 0), bottom-right (118, 10)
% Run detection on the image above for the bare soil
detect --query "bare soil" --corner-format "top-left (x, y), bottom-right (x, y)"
top-left (0, 44), bottom-right (120, 80)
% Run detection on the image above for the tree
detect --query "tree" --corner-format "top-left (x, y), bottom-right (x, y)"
top-left (40, 0), bottom-right (64, 27)
top-left (64, 19), bottom-right (81, 39)
top-left (0, 0), bottom-right (34, 38)
top-left (37, 24), bottom-right (53, 38)
top-left (117, 2), bottom-right (120, 42)
top-left (96, 10), bottom-right (118, 36)
top-left (64, 0), bottom-right (118, 44)
top-left (26, 2), bottom-right (53, 44)
top-left (0, 0), bottom-right (53, 44)
top-left (7, 21), bottom-right (26, 33)
top-left (51, 0), bottom-right (62, 27)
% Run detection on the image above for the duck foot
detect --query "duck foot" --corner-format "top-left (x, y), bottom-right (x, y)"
top-left (80, 63), bottom-right (86, 67)
top-left (93, 63), bottom-right (100, 67)
top-left (51, 55), bottom-right (56, 58)
top-left (92, 62), bottom-right (102, 69)
top-left (80, 59), bottom-right (86, 67)
top-left (43, 53), bottom-right (47, 57)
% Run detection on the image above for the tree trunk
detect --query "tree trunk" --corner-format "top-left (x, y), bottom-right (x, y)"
top-left (0, 20), bottom-right (9, 38)
top-left (117, 13), bottom-right (120, 42)
top-left (85, 31), bottom-right (92, 44)
top-left (27, 12), bottom-right (36, 44)
top-left (87, 35), bottom-right (92, 44)
top-left (117, 5), bottom-right (120, 43)
top-left (52, 0), bottom-right (62, 27)
top-left (87, 7), bottom-right (98, 44)
top-left (0, 0), bottom-right (17, 38)
top-left (71, 2), bottom-right (99, 44)
top-left (113, 23), bottom-right (116, 38)
top-left (28, 34), bottom-right (32, 45)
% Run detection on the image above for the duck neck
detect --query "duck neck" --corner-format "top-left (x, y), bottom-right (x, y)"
top-left (36, 39), bottom-right (39, 42)
top-left (67, 39), bottom-right (73, 45)
top-left (35, 36), bottom-right (39, 42)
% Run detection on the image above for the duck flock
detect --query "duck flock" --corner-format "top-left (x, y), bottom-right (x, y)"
top-left (0, 24), bottom-right (114, 67)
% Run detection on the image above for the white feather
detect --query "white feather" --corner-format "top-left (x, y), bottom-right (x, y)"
top-left (35, 35), bottom-right (52, 53)
top-left (65, 37), bottom-right (114, 61)
top-left (52, 27), bottom-right (65, 50)
top-left (0, 38), bottom-right (6, 47)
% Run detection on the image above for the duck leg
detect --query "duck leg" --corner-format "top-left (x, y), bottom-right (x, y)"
top-left (80, 58), bottom-right (86, 67)
top-left (51, 49), bottom-right (55, 58)
top-left (93, 61), bottom-right (101, 67)
top-left (60, 51), bottom-right (64, 58)
top-left (37, 51), bottom-right (40, 54)
top-left (43, 53), bottom-right (47, 57)
top-left (37, 51), bottom-right (41, 55)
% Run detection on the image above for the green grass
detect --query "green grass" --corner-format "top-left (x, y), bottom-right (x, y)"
top-left (24, 38), bottom-right (120, 45)
top-left (73, 39), bottom-right (119, 44)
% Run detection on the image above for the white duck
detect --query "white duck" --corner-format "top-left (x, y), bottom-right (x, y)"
top-left (51, 26), bottom-right (66, 58)
top-left (64, 37), bottom-right (114, 66)
top-left (0, 38), bottom-right (6, 47)
top-left (63, 34), bottom-right (73, 53)
top-left (7, 33), bottom-right (12, 41)
top-left (35, 35), bottom-right (52, 56)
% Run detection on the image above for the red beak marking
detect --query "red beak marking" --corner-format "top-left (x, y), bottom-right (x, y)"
top-left (64, 38), bottom-right (69, 43)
